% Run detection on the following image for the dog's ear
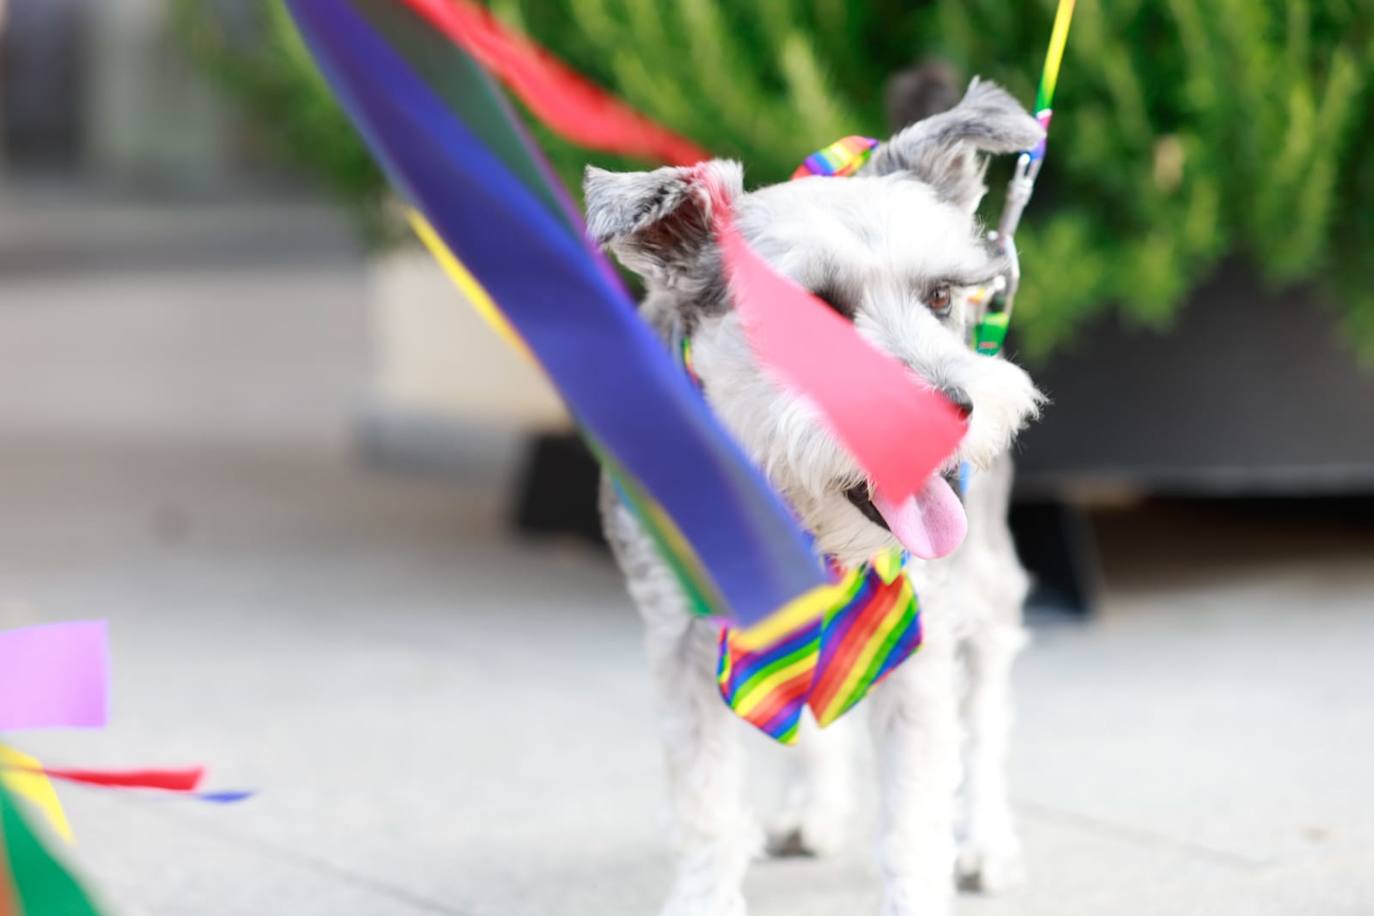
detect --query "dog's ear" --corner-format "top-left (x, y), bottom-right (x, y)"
top-left (862, 77), bottom-right (1043, 213)
top-left (885, 58), bottom-right (962, 131)
top-left (583, 159), bottom-right (742, 284)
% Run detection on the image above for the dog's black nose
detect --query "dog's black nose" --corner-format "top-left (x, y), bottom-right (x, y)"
top-left (942, 388), bottom-right (974, 418)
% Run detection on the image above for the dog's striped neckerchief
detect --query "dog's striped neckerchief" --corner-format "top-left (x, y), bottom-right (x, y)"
top-left (674, 329), bottom-right (922, 745)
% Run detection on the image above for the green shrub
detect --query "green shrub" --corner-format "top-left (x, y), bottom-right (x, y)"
top-left (175, 0), bottom-right (1374, 360)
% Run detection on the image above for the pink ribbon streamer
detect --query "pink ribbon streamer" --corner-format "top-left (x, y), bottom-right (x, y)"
top-left (0, 621), bottom-right (109, 731)
top-left (706, 177), bottom-right (968, 501)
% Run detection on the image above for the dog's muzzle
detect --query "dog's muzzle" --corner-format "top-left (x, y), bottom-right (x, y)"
top-left (843, 465), bottom-right (963, 533)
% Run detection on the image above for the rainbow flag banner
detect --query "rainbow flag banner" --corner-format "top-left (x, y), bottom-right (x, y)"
top-left (284, 0), bottom-right (841, 631)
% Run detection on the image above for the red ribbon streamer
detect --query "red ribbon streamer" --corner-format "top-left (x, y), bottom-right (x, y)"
top-left (398, 0), bottom-right (709, 166)
top-left (9, 766), bottom-right (204, 793)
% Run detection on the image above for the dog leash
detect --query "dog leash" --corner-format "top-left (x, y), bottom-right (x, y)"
top-left (971, 0), bottom-right (1077, 356)
top-left (791, 4), bottom-right (1077, 357)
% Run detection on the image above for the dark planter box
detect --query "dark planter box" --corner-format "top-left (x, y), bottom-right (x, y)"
top-left (1012, 265), bottom-right (1374, 498)
top-left (1004, 265), bottom-right (1374, 613)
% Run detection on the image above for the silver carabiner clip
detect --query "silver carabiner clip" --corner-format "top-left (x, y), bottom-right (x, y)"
top-left (970, 150), bottom-right (1039, 356)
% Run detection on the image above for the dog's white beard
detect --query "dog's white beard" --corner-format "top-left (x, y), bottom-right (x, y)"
top-left (687, 311), bottom-right (1041, 569)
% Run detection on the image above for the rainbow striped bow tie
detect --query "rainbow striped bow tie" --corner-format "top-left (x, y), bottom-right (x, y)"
top-left (717, 549), bottom-right (921, 744)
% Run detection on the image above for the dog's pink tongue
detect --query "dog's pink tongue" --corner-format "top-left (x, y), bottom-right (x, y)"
top-left (872, 474), bottom-right (968, 560)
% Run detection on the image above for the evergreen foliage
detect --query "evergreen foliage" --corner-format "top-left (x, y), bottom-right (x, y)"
top-left (175, 0), bottom-right (1374, 360)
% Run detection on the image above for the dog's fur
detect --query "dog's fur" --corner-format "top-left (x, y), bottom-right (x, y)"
top-left (590, 78), bottom-right (1044, 916)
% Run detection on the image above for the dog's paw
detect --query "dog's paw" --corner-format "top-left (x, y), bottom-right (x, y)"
top-left (765, 801), bottom-right (850, 859)
top-left (879, 879), bottom-right (953, 916)
top-left (955, 834), bottom-right (1026, 895)
top-left (661, 887), bottom-right (747, 916)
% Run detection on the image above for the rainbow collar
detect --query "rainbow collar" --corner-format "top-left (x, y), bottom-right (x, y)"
top-left (792, 135), bottom-right (880, 179)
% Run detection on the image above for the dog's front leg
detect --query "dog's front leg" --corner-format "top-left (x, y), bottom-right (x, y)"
top-left (956, 620), bottom-right (1027, 894)
top-left (954, 455), bottom-right (1030, 894)
top-left (767, 713), bottom-right (857, 857)
top-left (644, 610), bottom-right (756, 916)
top-left (869, 618), bottom-right (960, 916)
top-left (631, 570), bottom-right (757, 916)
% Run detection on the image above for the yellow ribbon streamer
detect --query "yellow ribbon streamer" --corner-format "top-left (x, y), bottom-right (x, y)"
top-left (406, 209), bottom-right (534, 360)
top-left (0, 746), bottom-right (72, 843)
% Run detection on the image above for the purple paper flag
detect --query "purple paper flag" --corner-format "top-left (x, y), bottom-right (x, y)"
top-left (0, 620), bottom-right (109, 730)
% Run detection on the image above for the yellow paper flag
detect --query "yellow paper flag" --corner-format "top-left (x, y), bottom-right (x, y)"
top-left (0, 745), bottom-right (73, 842)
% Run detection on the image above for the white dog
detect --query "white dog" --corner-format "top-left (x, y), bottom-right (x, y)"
top-left (588, 78), bottom-right (1045, 916)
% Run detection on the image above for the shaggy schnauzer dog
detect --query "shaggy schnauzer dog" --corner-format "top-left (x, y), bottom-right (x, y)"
top-left (588, 78), bottom-right (1044, 916)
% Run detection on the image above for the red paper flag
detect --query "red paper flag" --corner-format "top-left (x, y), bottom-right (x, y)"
top-left (705, 172), bottom-right (969, 508)
top-left (13, 766), bottom-right (204, 793)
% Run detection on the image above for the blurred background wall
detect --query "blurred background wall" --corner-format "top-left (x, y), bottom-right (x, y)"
top-left (1, 0), bottom-right (566, 457)
top-left (4, 0), bottom-right (224, 182)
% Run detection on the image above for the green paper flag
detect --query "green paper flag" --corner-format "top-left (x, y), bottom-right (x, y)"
top-left (0, 783), bottom-right (103, 916)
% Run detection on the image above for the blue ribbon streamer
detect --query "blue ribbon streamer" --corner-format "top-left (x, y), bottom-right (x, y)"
top-left (286, 0), bottom-right (829, 627)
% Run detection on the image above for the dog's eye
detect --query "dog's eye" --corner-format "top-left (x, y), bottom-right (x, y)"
top-left (926, 285), bottom-right (953, 317)
top-left (812, 287), bottom-right (853, 319)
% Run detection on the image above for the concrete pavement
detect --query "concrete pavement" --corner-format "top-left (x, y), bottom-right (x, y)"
top-left (2, 201), bottom-right (1371, 915)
